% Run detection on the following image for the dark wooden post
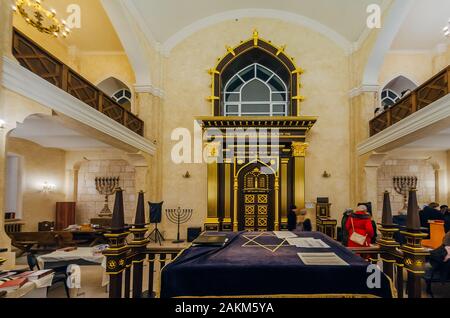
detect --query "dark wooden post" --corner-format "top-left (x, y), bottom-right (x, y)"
top-left (400, 189), bottom-right (428, 298)
top-left (129, 191), bottom-right (149, 298)
top-left (103, 188), bottom-right (130, 298)
top-left (378, 191), bottom-right (400, 283)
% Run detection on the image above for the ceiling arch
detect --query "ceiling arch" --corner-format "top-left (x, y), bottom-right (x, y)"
top-left (160, 9), bottom-right (352, 55)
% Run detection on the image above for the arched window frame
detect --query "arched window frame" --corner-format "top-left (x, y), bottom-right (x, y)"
top-left (381, 88), bottom-right (400, 108)
top-left (223, 63), bottom-right (288, 117)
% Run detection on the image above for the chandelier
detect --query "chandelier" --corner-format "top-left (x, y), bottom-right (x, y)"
top-left (12, 0), bottom-right (71, 38)
top-left (444, 19), bottom-right (450, 38)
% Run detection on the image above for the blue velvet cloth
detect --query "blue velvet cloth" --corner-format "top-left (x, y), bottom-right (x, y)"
top-left (160, 231), bottom-right (393, 298)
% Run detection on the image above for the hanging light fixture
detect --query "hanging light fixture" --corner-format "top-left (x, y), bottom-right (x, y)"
top-left (443, 19), bottom-right (450, 38)
top-left (12, 0), bottom-right (71, 38)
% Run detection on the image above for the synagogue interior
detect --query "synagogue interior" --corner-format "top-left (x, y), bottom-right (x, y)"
top-left (1, 0), bottom-right (450, 300)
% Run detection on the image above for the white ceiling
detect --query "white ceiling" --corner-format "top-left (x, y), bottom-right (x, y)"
top-left (391, 0), bottom-right (450, 51)
top-left (10, 115), bottom-right (112, 151)
top-left (129, 0), bottom-right (385, 46)
top-left (398, 127), bottom-right (450, 151)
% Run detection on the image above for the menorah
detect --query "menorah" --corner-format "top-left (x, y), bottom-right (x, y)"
top-left (393, 176), bottom-right (418, 213)
top-left (95, 177), bottom-right (120, 217)
top-left (165, 207), bottom-right (193, 243)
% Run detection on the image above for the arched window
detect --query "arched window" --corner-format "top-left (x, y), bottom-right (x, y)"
top-left (381, 89), bottom-right (400, 108)
top-left (380, 76), bottom-right (417, 110)
top-left (112, 88), bottom-right (132, 106)
top-left (224, 64), bottom-right (288, 117)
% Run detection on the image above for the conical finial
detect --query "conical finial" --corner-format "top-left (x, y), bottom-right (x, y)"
top-left (134, 191), bottom-right (146, 226)
top-left (406, 189), bottom-right (420, 231)
top-left (381, 191), bottom-right (393, 226)
top-left (111, 188), bottom-right (125, 230)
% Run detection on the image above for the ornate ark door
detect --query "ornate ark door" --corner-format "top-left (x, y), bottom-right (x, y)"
top-left (241, 167), bottom-right (274, 231)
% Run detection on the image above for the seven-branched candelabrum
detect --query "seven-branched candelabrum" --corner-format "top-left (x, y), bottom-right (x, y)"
top-left (95, 177), bottom-right (120, 217)
top-left (393, 176), bottom-right (418, 213)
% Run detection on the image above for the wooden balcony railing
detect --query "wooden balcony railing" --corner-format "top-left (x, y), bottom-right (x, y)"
top-left (11, 28), bottom-right (144, 136)
top-left (370, 66), bottom-right (450, 136)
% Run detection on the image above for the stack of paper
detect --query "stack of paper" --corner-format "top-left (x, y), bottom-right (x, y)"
top-left (298, 252), bottom-right (349, 266)
top-left (286, 237), bottom-right (330, 248)
top-left (273, 231), bottom-right (298, 239)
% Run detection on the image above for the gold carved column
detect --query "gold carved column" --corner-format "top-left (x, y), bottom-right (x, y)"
top-left (205, 142), bottom-right (220, 231)
top-left (274, 176), bottom-right (280, 231)
top-left (233, 176), bottom-right (239, 231)
top-left (292, 142), bottom-right (308, 209)
top-left (281, 158), bottom-right (290, 229)
top-left (222, 159), bottom-right (232, 230)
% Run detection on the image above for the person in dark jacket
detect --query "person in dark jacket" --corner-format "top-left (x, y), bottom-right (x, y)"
top-left (442, 206), bottom-right (450, 233)
top-left (287, 205), bottom-right (298, 231)
top-left (420, 203), bottom-right (444, 230)
top-left (297, 209), bottom-right (312, 232)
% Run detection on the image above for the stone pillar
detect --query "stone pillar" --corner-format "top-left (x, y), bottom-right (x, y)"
top-left (0, 0), bottom-right (15, 268)
top-left (134, 91), bottom-right (162, 202)
top-left (349, 91), bottom-right (379, 205)
top-left (364, 165), bottom-right (379, 221)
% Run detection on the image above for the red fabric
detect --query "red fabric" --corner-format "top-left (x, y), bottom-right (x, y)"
top-left (345, 211), bottom-right (374, 247)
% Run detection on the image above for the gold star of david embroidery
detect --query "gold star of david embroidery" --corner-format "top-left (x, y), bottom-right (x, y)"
top-left (241, 232), bottom-right (292, 253)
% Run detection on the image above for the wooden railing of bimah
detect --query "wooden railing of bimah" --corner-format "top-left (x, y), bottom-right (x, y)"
top-left (11, 28), bottom-right (144, 136)
top-left (349, 190), bottom-right (429, 298)
top-left (103, 190), bottom-right (184, 298)
top-left (370, 66), bottom-right (450, 136)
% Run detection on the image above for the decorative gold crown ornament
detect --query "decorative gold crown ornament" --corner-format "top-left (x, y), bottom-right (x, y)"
top-left (12, 0), bottom-right (71, 38)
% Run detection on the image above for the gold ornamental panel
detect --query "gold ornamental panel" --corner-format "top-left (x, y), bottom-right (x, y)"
top-left (258, 206), bottom-right (268, 215)
top-left (245, 194), bottom-right (255, 204)
top-left (258, 218), bottom-right (268, 227)
top-left (245, 218), bottom-right (255, 227)
top-left (245, 206), bottom-right (255, 215)
top-left (258, 194), bottom-right (268, 204)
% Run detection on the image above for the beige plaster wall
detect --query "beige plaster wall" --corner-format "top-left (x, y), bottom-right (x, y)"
top-left (160, 18), bottom-right (350, 238)
top-left (6, 137), bottom-right (66, 232)
top-left (378, 52), bottom-right (434, 89)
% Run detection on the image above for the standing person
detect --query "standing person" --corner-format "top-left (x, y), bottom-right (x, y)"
top-left (340, 209), bottom-right (353, 245)
top-left (297, 209), bottom-right (312, 232)
top-left (287, 205), bottom-right (298, 231)
top-left (345, 205), bottom-right (374, 247)
top-left (420, 202), bottom-right (444, 230)
top-left (442, 206), bottom-right (450, 233)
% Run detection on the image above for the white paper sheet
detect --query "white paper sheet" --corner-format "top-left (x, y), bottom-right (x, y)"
top-left (286, 237), bottom-right (330, 248)
top-left (273, 231), bottom-right (297, 239)
top-left (298, 252), bottom-right (349, 266)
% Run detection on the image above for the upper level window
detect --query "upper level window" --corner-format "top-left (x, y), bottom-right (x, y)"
top-left (223, 63), bottom-right (288, 117)
top-left (381, 89), bottom-right (400, 109)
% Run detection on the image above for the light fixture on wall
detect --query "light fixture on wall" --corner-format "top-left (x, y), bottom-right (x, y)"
top-left (443, 19), bottom-right (450, 37)
top-left (12, 0), bottom-right (71, 38)
top-left (182, 171), bottom-right (191, 179)
top-left (322, 171), bottom-right (331, 178)
top-left (0, 119), bottom-right (5, 129)
top-left (42, 181), bottom-right (56, 193)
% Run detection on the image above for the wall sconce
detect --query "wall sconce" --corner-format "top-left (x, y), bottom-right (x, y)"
top-left (322, 171), bottom-right (331, 178)
top-left (182, 171), bottom-right (191, 179)
top-left (42, 182), bottom-right (56, 193)
top-left (0, 119), bottom-right (5, 129)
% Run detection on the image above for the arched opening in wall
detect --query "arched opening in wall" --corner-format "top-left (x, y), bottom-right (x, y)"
top-left (378, 76), bottom-right (417, 114)
top-left (220, 48), bottom-right (293, 116)
top-left (76, 159), bottom-right (136, 225)
top-left (97, 77), bottom-right (133, 112)
top-left (377, 159), bottom-right (435, 215)
top-left (4, 153), bottom-right (24, 221)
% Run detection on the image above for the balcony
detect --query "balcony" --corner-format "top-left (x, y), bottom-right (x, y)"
top-left (370, 66), bottom-right (450, 136)
top-left (11, 29), bottom-right (144, 136)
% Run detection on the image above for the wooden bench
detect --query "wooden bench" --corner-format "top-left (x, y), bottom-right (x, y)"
top-left (9, 232), bottom-right (77, 254)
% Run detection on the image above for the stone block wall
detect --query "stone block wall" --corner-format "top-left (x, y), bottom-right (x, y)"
top-left (377, 159), bottom-right (435, 214)
top-left (76, 160), bottom-right (136, 224)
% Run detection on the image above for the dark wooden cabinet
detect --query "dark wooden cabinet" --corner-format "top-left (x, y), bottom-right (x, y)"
top-left (55, 202), bottom-right (76, 230)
